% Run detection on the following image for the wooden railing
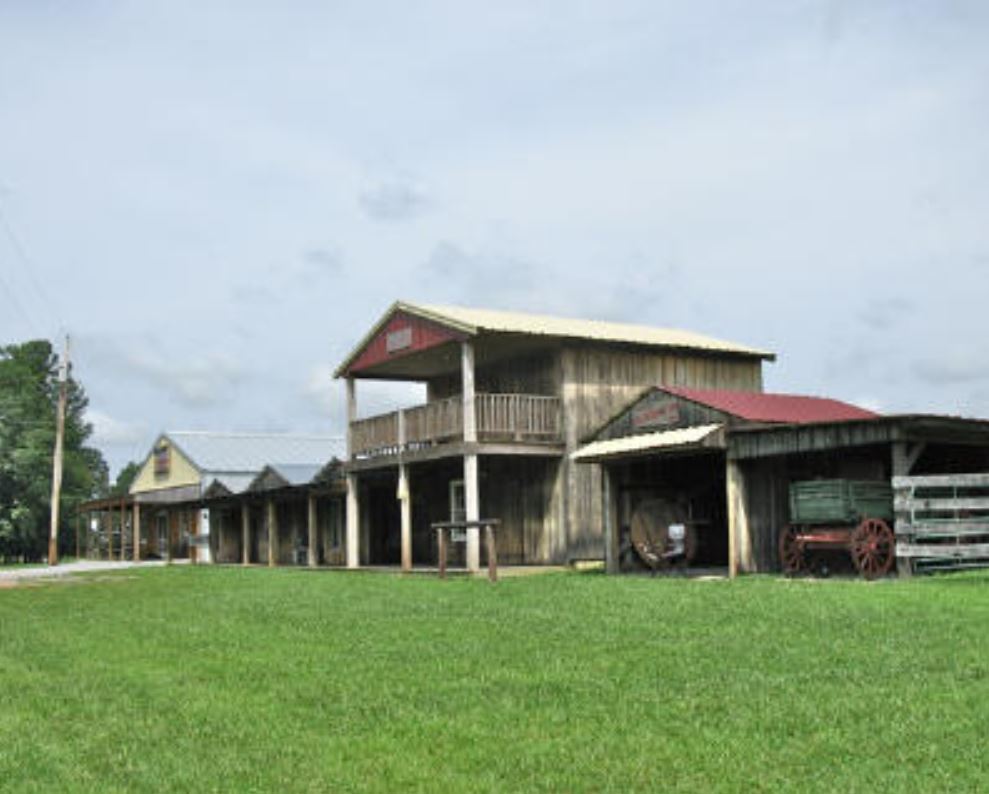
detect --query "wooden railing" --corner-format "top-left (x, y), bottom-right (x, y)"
top-left (350, 393), bottom-right (562, 459)
top-left (475, 394), bottom-right (562, 441)
top-left (405, 397), bottom-right (462, 447)
top-left (350, 411), bottom-right (400, 458)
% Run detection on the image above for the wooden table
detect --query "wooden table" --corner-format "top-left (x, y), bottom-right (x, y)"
top-left (431, 519), bottom-right (501, 582)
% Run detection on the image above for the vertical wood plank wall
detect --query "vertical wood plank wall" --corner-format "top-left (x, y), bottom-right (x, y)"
top-left (557, 344), bottom-right (764, 562)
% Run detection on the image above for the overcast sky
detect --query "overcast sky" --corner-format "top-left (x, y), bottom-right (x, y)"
top-left (1, 0), bottom-right (987, 477)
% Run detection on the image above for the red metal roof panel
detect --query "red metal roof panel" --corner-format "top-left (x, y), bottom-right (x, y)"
top-left (663, 387), bottom-right (879, 424)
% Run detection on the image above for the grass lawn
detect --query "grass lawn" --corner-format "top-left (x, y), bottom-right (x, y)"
top-left (1, 567), bottom-right (988, 792)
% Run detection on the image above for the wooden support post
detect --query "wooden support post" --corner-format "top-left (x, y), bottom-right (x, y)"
top-left (346, 473), bottom-right (359, 569)
top-left (166, 511), bottom-right (175, 564)
top-left (437, 528), bottom-right (447, 580)
top-left (104, 510), bottom-right (113, 561)
top-left (241, 502), bottom-right (250, 565)
top-left (602, 466), bottom-right (618, 575)
top-left (119, 500), bottom-right (126, 562)
top-left (307, 494), bottom-right (318, 567)
top-left (892, 441), bottom-right (925, 578)
top-left (462, 341), bottom-right (480, 573)
top-left (267, 499), bottom-right (277, 567)
top-left (191, 508), bottom-right (200, 565)
top-left (132, 502), bottom-right (141, 562)
top-left (397, 409), bottom-right (412, 572)
top-left (726, 459), bottom-right (751, 577)
top-left (485, 523), bottom-right (498, 583)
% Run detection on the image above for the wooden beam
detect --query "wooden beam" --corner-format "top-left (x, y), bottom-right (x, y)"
top-left (307, 494), bottom-right (318, 568)
top-left (346, 378), bottom-right (356, 461)
top-left (726, 460), bottom-right (752, 577)
top-left (241, 502), bottom-right (250, 565)
top-left (462, 341), bottom-right (480, 572)
top-left (132, 502), bottom-right (141, 562)
top-left (346, 474), bottom-right (359, 568)
top-left (267, 499), bottom-right (277, 567)
top-left (602, 466), bottom-right (617, 575)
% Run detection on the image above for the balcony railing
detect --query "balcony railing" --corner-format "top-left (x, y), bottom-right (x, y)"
top-left (350, 393), bottom-right (563, 459)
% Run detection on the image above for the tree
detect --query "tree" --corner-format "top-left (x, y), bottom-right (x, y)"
top-left (0, 340), bottom-right (107, 562)
top-left (110, 460), bottom-right (141, 497)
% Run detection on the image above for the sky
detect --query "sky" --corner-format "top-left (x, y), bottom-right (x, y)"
top-left (1, 0), bottom-right (987, 477)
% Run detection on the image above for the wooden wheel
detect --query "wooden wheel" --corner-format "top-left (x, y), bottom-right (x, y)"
top-left (850, 518), bottom-right (895, 580)
top-left (779, 525), bottom-right (804, 575)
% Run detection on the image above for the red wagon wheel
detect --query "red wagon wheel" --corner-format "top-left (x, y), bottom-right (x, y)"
top-left (779, 525), bottom-right (804, 575)
top-left (850, 518), bottom-right (895, 580)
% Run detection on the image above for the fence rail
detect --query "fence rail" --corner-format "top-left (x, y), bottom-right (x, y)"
top-left (893, 472), bottom-right (989, 574)
top-left (350, 393), bottom-right (563, 458)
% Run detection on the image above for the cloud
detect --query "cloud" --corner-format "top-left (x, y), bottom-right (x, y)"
top-left (359, 181), bottom-right (431, 222)
top-left (86, 409), bottom-right (148, 445)
top-left (913, 350), bottom-right (989, 385)
top-left (856, 297), bottom-right (915, 331)
top-left (81, 335), bottom-right (246, 408)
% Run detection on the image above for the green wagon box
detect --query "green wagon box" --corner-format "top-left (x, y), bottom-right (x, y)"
top-left (781, 479), bottom-right (896, 579)
top-left (789, 480), bottom-right (894, 525)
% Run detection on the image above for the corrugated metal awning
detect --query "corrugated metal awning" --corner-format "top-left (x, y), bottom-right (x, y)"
top-left (571, 424), bottom-right (725, 463)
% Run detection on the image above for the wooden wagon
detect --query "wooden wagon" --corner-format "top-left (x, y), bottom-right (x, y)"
top-left (779, 480), bottom-right (895, 580)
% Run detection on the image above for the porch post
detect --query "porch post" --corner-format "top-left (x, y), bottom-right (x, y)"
top-left (726, 458), bottom-right (752, 577)
top-left (462, 341), bottom-right (480, 572)
top-left (398, 409), bottom-right (412, 572)
top-left (346, 474), bottom-right (359, 568)
top-left (132, 501), bottom-right (141, 562)
top-left (241, 501), bottom-right (250, 565)
top-left (104, 509), bottom-right (113, 561)
top-left (267, 499), bottom-right (277, 567)
top-left (345, 377), bottom-right (360, 569)
top-left (602, 466), bottom-right (618, 575)
top-left (307, 493), bottom-right (318, 567)
top-left (119, 499), bottom-right (126, 561)
top-left (892, 441), bottom-right (925, 578)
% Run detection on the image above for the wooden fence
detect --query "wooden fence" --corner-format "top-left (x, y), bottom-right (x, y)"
top-left (893, 473), bottom-right (989, 574)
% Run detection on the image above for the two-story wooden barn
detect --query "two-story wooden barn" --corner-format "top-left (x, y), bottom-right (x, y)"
top-left (334, 301), bottom-right (775, 570)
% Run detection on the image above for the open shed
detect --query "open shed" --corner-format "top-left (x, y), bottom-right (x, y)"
top-left (574, 386), bottom-right (989, 576)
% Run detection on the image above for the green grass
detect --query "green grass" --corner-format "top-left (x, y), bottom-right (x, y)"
top-left (2, 568), bottom-right (988, 792)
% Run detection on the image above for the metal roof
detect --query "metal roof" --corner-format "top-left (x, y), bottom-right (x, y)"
top-left (663, 387), bottom-right (879, 424)
top-left (335, 300), bottom-right (775, 376)
top-left (571, 424), bottom-right (725, 463)
top-left (165, 432), bottom-right (345, 475)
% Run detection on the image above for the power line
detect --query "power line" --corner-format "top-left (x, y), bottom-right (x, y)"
top-left (0, 198), bottom-right (64, 335)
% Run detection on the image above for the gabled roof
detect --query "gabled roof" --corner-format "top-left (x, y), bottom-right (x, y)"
top-left (335, 300), bottom-right (775, 376)
top-left (247, 463), bottom-right (325, 493)
top-left (165, 432), bottom-right (345, 475)
top-left (662, 387), bottom-right (879, 424)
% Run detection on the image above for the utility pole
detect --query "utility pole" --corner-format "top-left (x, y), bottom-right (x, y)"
top-left (48, 335), bottom-right (69, 566)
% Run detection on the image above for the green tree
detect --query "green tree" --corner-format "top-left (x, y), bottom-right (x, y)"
top-left (110, 460), bottom-right (141, 497)
top-left (0, 340), bottom-right (107, 562)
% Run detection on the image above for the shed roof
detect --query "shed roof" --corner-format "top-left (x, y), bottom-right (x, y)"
top-left (571, 424), bottom-right (725, 463)
top-left (335, 300), bottom-right (775, 377)
top-left (165, 431), bottom-right (345, 475)
top-left (663, 387), bottom-right (879, 424)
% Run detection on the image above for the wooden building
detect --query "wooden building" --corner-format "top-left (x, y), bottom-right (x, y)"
top-left (80, 432), bottom-right (345, 565)
top-left (573, 387), bottom-right (989, 575)
top-left (334, 301), bottom-right (774, 570)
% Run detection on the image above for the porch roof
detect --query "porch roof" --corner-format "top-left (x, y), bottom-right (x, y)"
top-left (571, 424), bottom-right (726, 463)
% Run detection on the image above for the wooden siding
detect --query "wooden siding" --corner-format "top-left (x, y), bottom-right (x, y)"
top-left (559, 344), bottom-right (764, 562)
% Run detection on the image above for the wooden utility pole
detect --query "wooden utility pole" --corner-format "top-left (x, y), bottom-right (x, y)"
top-left (48, 335), bottom-right (69, 566)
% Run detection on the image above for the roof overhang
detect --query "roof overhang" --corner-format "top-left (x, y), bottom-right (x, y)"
top-left (571, 424), bottom-right (726, 464)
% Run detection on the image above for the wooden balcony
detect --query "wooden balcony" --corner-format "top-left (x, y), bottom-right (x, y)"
top-left (350, 394), bottom-right (563, 460)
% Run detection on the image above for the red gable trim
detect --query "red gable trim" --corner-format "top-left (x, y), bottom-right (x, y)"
top-left (662, 386), bottom-right (879, 424)
top-left (345, 310), bottom-right (467, 375)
